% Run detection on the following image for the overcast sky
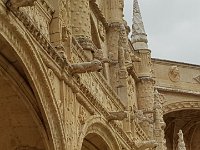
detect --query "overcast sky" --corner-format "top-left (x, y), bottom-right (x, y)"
top-left (124, 0), bottom-right (200, 65)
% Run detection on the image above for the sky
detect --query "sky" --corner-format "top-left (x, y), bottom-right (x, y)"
top-left (124, 0), bottom-right (200, 65)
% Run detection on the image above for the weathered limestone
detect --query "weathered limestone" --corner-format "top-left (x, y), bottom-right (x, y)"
top-left (0, 0), bottom-right (199, 150)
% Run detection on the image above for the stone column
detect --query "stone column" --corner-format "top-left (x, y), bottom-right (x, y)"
top-left (137, 77), bottom-right (154, 138)
top-left (71, 0), bottom-right (93, 59)
top-left (71, 0), bottom-right (91, 38)
top-left (106, 0), bottom-right (124, 23)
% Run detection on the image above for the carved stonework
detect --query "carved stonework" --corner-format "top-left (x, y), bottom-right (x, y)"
top-left (168, 65), bottom-right (180, 82)
top-left (131, 0), bottom-right (148, 44)
top-left (78, 105), bottom-right (87, 125)
top-left (47, 68), bottom-right (55, 93)
top-left (108, 111), bottom-right (128, 121)
top-left (1, 0), bottom-right (199, 149)
top-left (70, 59), bottom-right (103, 74)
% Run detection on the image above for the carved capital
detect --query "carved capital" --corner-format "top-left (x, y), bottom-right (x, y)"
top-left (138, 76), bottom-right (155, 84)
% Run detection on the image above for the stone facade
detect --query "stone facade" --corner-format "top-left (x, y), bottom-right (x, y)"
top-left (0, 0), bottom-right (199, 150)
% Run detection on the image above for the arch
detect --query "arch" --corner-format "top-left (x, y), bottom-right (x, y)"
top-left (0, 54), bottom-right (50, 149)
top-left (164, 109), bottom-right (200, 150)
top-left (0, 3), bottom-right (65, 149)
top-left (163, 101), bottom-right (200, 115)
top-left (78, 115), bottom-right (120, 150)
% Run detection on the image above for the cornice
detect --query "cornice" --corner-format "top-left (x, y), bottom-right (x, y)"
top-left (152, 58), bottom-right (200, 69)
top-left (156, 86), bottom-right (200, 96)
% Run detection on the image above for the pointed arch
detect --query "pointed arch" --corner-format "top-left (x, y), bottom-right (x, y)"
top-left (0, 2), bottom-right (65, 149)
top-left (78, 115), bottom-right (120, 150)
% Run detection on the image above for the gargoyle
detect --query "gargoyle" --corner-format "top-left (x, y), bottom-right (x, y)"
top-left (133, 110), bottom-right (153, 124)
top-left (6, 0), bottom-right (37, 9)
top-left (107, 111), bottom-right (128, 121)
top-left (70, 59), bottom-right (103, 74)
top-left (136, 140), bottom-right (158, 150)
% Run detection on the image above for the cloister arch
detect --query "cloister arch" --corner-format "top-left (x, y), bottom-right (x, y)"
top-left (78, 116), bottom-right (120, 150)
top-left (0, 4), bottom-right (65, 149)
top-left (163, 102), bottom-right (200, 150)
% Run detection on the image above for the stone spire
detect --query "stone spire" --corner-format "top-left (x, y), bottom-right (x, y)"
top-left (131, 0), bottom-right (148, 49)
top-left (177, 130), bottom-right (186, 150)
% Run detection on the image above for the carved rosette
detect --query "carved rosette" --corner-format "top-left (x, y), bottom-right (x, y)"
top-left (168, 65), bottom-right (180, 82)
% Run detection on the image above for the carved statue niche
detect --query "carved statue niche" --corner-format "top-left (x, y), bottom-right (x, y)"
top-left (70, 59), bottom-right (103, 74)
top-left (6, 0), bottom-right (37, 9)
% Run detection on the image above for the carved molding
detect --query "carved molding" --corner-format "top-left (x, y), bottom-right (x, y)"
top-left (90, 1), bottom-right (108, 30)
top-left (5, 1), bottom-right (69, 70)
top-left (77, 116), bottom-right (121, 150)
top-left (163, 101), bottom-right (200, 114)
top-left (156, 86), bottom-right (200, 96)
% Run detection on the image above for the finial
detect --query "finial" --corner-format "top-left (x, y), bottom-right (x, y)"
top-left (131, 0), bottom-right (148, 48)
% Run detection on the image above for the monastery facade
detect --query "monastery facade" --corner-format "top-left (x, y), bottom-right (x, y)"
top-left (0, 0), bottom-right (199, 149)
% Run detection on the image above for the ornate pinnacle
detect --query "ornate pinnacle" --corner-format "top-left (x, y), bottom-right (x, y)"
top-left (177, 130), bottom-right (186, 150)
top-left (131, 0), bottom-right (148, 45)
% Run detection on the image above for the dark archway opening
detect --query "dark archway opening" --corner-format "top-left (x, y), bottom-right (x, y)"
top-left (164, 109), bottom-right (200, 150)
top-left (81, 133), bottom-right (110, 150)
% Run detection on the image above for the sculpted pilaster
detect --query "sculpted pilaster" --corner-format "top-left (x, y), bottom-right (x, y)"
top-left (137, 77), bottom-right (155, 138)
top-left (153, 90), bottom-right (167, 150)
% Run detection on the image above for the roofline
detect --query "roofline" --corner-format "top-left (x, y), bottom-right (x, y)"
top-left (152, 58), bottom-right (200, 68)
